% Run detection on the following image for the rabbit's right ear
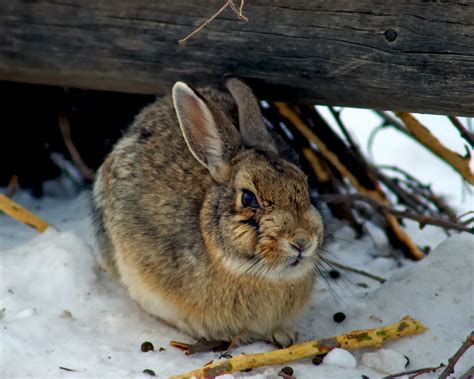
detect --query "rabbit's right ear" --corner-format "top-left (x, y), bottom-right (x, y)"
top-left (173, 82), bottom-right (241, 183)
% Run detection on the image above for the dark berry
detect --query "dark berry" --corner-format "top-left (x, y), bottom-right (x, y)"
top-left (333, 312), bottom-right (346, 323)
top-left (279, 366), bottom-right (294, 376)
top-left (312, 356), bottom-right (324, 365)
top-left (329, 269), bottom-right (340, 279)
top-left (143, 369), bottom-right (156, 376)
top-left (141, 341), bottom-right (154, 352)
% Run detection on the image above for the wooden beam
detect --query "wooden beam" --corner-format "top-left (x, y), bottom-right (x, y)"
top-left (1, 1), bottom-right (473, 115)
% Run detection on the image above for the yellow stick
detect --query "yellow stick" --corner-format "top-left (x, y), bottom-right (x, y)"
top-left (0, 194), bottom-right (50, 232)
top-left (170, 316), bottom-right (427, 379)
top-left (396, 112), bottom-right (474, 185)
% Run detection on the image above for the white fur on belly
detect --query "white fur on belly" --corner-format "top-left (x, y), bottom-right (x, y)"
top-left (116, 256), bottom-right (182, 324)
top-left (115, 254), bottom-right (213, 338)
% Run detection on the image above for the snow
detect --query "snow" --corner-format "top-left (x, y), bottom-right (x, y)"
top-left (361, 349), bottom-right (409, 375)
top-left (322, 349), bottom-right (357, 369)
top-left (1, 112), bottom-right (473, 378)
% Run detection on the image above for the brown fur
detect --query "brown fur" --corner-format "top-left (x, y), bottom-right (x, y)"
top-left (92, 80), bottom-right (325, 346)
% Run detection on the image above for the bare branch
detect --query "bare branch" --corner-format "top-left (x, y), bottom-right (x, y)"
top-left (448, 116), bottom-right (474, 148)
top-left (58, 114), bottom-right (95, 181)
top-left (382, 363), bottom-right (445, 379)
top-left (321, 257), bottom-right (386, 283)
top-left (439, 331), bottom-right (474, 379)
top-left (373, 111), bottom-right (413, 140)
top-left (179, 0), bottom-right (247, 44)
top-left (319, 193), bottom-right (474, 234)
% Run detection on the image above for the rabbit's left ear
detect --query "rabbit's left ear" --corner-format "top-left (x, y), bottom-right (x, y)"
top-left (226, 78), bottom-right (277, 154)
top-left (172, 82), bottom-right (241, 183)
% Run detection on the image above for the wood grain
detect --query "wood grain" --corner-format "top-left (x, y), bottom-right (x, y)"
top-left (1, 1), bottom-right (473, 115)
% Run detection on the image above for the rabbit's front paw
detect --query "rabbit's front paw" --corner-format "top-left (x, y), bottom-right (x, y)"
top-left (269, 326), bottom-right (297, 348)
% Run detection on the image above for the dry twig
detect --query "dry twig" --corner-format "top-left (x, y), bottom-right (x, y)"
top-left (374, 111), bottom-right (412, 139)
top-left (58, 114), bottom-right (95, 181)
top-left (382, 363), bottom-right (445, 379)
top-left (396, 112), bottom-right (474, 185)
top-left (321, 257), bottom-right (386, 284)
top-left (169, 339), bottom-right (229, 355)
top-left (5, 175), bottom-right (18, 197)
top-left (438, 331), bottom-right (474, 379)
top-left (320, 193), bottom-right (474, 234)
top-left (179, 0), bottom-right (247, 44)
top-left (170, 316), bottom-right (427, 379)
top-left (460, 366), bottom-right (474, 379)
top-left (448, 117), bottom-right (474, 148)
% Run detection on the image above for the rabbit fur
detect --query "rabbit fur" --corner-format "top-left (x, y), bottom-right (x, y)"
top-left (92, 78), bottom-right (325, 347)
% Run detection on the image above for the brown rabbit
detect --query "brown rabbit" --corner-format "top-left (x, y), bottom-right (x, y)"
top-left (92, 78), bottom-right (325, 347)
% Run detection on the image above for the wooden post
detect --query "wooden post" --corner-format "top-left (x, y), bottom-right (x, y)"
top-left (1, 1), bottom-right (473, 115)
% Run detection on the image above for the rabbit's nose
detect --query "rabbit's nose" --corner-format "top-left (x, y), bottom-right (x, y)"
top-left (289, 238), bottom-right (310, 254)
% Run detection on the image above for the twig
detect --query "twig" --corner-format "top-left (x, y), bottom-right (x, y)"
top-left (382, 363), bottom-right (445, 379)
top-left (367, 124), bottom-right (389, 160)
top-left (396, 112), bottom-right (474, 185)
top-left (438, 331), bottom-right (474, 379)
top-left (321, 257), bottom-right (386, 283)
top-left (170, 316), bottom-right (427, 379)
top-left (319, 193), bottom-right (474, 234)
top-left (59, 367), bottom-right (76, 372)
top-left (5, 175), bottom-right (18, 197)
top-left (169, 339), bottom-right (229, 355)
top-left (373, 111), bottom-right (414, 140)
top-left (179, 0), bottom-right (247, 44)
top-left (448, 116), bottom-right (474, 148)
top-left (377, 171), bottom-right (432, 215)
top-left (456, 210), bottom-right (474, 222)
top-left (0, 194), bottom-right (51, 232)
top-left (58, 114), bottom-right (95, 181)
top-left (460, 366), bottom-right (474, 379)
top-left (328, 107), bottom-right (359, 152)
top-left (228, 0), bottom-right (248, 21)
top-left (377, 167), bottom-right (457, 220)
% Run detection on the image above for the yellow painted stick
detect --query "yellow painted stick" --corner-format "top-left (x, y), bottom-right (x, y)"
top-left (170, 316), bottom-right (427, 379)
top-left (0, 194), bottom-right (50, 232)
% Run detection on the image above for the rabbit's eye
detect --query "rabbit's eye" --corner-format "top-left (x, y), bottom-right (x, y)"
top-left (241, 190), bottom-right (259, 209)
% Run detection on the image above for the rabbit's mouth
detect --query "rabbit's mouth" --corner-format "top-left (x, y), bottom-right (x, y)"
top-left (288, 256), bottom-right (302, 267)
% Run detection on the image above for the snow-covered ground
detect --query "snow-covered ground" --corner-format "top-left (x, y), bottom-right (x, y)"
top-left (1, 111), bottom-right (473, 378)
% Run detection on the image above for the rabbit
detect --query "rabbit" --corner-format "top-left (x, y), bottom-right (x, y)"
top-left (91, 78), bottom-right (325, 347)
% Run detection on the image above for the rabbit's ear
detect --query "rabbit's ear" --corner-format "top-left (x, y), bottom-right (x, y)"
top-left (225, 78), bottom-right (277, 154)
top-left (173, 82), bottom-right (240, 183)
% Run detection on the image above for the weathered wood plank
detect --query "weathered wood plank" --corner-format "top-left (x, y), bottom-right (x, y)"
top-left (1, 0), bottom-right (473, 115)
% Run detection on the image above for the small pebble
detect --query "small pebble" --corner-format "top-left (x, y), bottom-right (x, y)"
top-left (333, 312), bottom-right (346, 323)
top-left (329, 269), bottom-right (340, 279)
top-left (312, 356), bottom-right (324, 365)
top-left (361, 375), bottom-right (370, 379)
top-left (278, 366), bottom-right (294, 377)
top-left (141, 341), bottom-right (154, 352)
top-left (143, 369), bottom-right (156, 376)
